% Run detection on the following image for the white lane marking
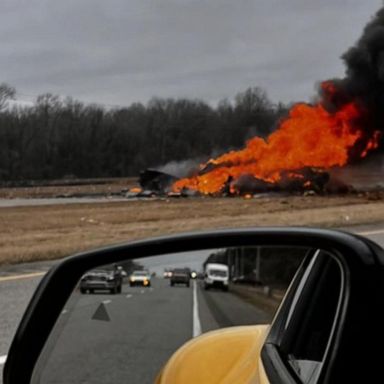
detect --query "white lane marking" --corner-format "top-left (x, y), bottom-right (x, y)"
top-left (102, 300), bottom-right (111, 304)
top-left (140, 290), bottom-right (145, 294)
top-left (192, 280), bottom-right (202, 338)
top-left (0, 355), bottom-right (7, 365)
top-left (61, 309), bottom-right (68, 315)
top-left (0, 271), bottom-right (45, 283)
top-left (126, 294), bottom-right (132, 299)
top-left (357, 229), bottom-right (384, 236)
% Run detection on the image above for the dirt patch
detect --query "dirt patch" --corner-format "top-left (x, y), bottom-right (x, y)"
top-left (1, 193), bottom-right (384, 265)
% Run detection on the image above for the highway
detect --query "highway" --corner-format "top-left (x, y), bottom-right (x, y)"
top-left (0, 270), bottom-right (271, 383)
top-left (1, 223), bottom-right (384, 383)
top-left (31, 278), bottom-right (271, 384)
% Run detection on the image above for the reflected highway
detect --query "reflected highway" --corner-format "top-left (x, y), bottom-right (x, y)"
top-left (35, 278), bottom-right (271, 383)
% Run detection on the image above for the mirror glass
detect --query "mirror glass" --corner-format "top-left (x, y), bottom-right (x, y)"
top-left (30, 245), bottom-right (332, 384)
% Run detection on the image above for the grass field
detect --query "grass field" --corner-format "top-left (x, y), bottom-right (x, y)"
top-left (1, 193), bottom-right (384, 265)
top-left (0, 178), bottom-right (137, 198)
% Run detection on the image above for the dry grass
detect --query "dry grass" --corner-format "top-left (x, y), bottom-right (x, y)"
top-left (0, 178), bottom-right (137, 198)
top-left (1, 194), bottom-right (384, 265)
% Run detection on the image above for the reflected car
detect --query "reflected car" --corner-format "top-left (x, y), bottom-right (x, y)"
top-left (79, 269), bottom-right (122, 294)
top-left (120, 270), bottom-right (128, 277)
top-left (129, 270), bottom-right (151, 287)
top-left (163, 270), bottom-right (173, 278)
top-left (170, 268), bottom-right (190, 287)
top-left (204, 263), bottom-right (229, 291)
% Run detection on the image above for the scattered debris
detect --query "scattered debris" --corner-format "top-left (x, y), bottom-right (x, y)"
top-left (139, 169), bottom-right (178, 192)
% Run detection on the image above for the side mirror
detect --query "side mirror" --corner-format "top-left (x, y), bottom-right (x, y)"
top-left (3, 228), bottom-right (384, 384)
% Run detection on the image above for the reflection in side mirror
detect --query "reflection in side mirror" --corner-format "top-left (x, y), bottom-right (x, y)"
top-left (30, 245), bottom-right (313, 384)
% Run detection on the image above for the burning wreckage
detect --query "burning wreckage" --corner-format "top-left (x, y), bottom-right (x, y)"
top-left (131, 8), bottom-right (384, 198)
top-left (134, 166), bottom-right (347, 198)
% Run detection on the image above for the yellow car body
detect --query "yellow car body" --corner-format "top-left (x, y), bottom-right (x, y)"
top-left (156, 325), bottom-right (270, 384)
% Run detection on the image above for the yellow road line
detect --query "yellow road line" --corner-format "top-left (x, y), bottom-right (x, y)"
top-left (357, 229), bottom-right (384, 236)
top-left (0, 271), bottom-right (46, 283)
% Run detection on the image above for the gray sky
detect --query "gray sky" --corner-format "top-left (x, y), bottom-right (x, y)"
top-left (137, 250), bottom-right (214, 275)
top-left (1, 0), bottom-right (382, 107)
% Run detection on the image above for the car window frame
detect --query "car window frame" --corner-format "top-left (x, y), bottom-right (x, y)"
top-left (261, 249), bottom-right (347, 384)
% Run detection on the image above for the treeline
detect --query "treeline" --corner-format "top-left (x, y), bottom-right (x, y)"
top-left (0, 83), bottom-right (288, 181)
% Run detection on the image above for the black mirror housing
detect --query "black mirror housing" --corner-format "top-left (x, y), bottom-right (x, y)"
top-left (3, 227), bottom-right (383, 384)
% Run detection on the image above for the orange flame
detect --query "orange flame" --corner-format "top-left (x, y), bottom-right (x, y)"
top-left (173, 83), bottom-right (380, 195)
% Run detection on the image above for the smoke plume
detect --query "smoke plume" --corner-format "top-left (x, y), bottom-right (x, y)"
top-left (172, 6), bottom-right (384, 195)
top-left (328, 7), bottom-right (384, 155)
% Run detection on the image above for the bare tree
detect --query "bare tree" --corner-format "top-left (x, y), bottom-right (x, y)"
top-left (0, 85), bottom-right (284, 181)
top-left (0, 83), bottom-right (16, 111)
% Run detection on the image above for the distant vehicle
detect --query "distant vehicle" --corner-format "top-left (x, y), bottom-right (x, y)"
top-left (120, 270), bottom-right (128, 277)
top-left (80, 269), bottom-right (122, 294)
top-left (196, 271), bottom-right (204, 280)
top-left (114, 265), bottom-right (127, 277)
top-left (129, 270), bottom-right (151, 287)
top-left (204, 263), bottom-right (229, 291)
top-left (163, 269), bottom-right (173, 278)
top-left (170, 268), bottom-right (190, 287)
top-left (190, 271), bottom-right (197, 279)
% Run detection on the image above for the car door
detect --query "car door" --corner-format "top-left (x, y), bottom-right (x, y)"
top-left (261, 245), bottom-right (384, 383)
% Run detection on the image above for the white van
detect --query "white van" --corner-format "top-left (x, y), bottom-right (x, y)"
top-left (204, 263), bottom-right (229, 291)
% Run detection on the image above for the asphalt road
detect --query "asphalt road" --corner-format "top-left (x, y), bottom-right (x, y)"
top-left (2, 223), bottom-right (384, 383)
top-left (0, 260), bottom-right (57, 360)
top-left (25, 279), bottom-right (270, 384)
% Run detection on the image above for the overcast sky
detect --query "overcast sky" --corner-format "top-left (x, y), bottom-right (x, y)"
top-left (137, 250), bottom-right (213, 275)
top-left (0, 0), bottom-right (382, 107)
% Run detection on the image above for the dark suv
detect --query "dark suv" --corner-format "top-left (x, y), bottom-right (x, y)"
top-left (170, 268), bottom-right (190, 287)
top-left (80, 269), bottom-right (122, 294)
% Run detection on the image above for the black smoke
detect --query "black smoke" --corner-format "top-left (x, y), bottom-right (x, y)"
top-left (322, 6), bottom-right (384, 156)
top-left (342, 7), bottom-right (384, 107)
